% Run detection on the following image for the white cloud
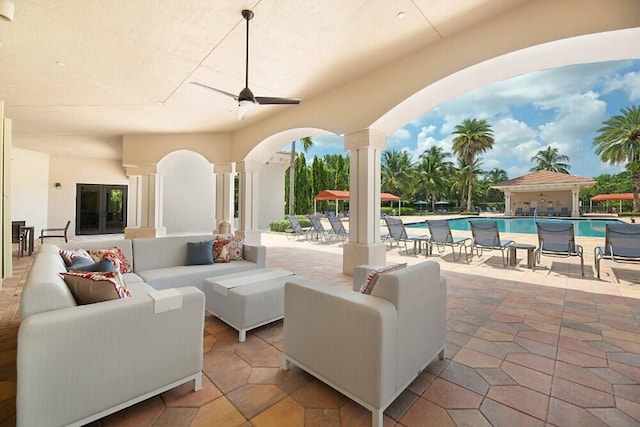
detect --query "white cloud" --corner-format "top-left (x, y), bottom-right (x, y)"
top-left (305, 60), bottom-right (638, 178)
top-left (310, 134), bottom-right (344, 150)
top-left (387, 128), bottom-right (411, 148)
top-left (604, 71), bottom-right (640, 101)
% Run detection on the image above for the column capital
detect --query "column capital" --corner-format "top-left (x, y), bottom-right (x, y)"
top-left (213, 163), bottom-right (235, 174)
top-left (344, 129), bottom-right (387, 151)
top-left (236, 161), bottom-right (262, 173)
top-left (125, 164), bottom-right (157, 177)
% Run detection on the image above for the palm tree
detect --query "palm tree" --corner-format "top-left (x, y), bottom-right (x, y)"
top-left (417, 146), bottom-right (453, 212)
top-left (454, 156), bottom-right (484, 210)
top-left (530, 146), bottom-right (571, 173)
top-left (452, 118), bottom-right (495, 211)
top-left (593, 106), bottom-right (640, 211)
top-left (381, 149), bottom-right (414, 196)
top-left (482, 168), bottom-right (508, 204)
top-left (288, 137), bottom-right (313, 215)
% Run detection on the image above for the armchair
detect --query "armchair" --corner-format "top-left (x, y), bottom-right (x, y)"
top-left (39, 220), bottom-right (71, 244)
top-left (282, 261), bottom-right (446, 427)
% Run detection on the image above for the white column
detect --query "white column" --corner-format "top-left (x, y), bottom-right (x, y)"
top-left (236, 161), bottom-right (262, 245)
top-left (213, 163), bottom-right (235, 234)
top-left (342, 129), bottom-right (387, 275)
top-left (571, 188), bottom-right (580, 217)
top-left (505, 191), bottom-right (512, 216)
top-left (124, 165), bottom-right (166, 238)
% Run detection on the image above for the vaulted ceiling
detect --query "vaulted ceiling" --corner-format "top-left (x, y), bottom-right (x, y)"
top-left (1, 0), bottom-right (638, 161)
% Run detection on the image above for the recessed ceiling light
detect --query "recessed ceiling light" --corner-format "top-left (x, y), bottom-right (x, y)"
top-left (397, 11), bottom-right (406, 19)
top-left (56, 61), bottom-right (64, 66)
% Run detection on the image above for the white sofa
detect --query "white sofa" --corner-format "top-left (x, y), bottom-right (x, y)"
top-left (17, 234), bottom-right (266, 427)
top-left (282, 261), bottom-right (446, 427)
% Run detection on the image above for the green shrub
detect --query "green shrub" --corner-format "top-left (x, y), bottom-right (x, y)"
top-left (619, 211), bottom-right (640, 217)
top-left (269, 215), bottom-right (311, 232)
top-left (459, 211), bottom-right (479, 216)
top-left (381, 206), bottom-right (414, 215)
top-left (399, 207), bottom-right (414, 215)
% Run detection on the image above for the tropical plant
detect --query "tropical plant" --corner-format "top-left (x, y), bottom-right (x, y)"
top-left (452, 118), bottom-right (495, 211)
top-left (288, 136), bottom-right (313, 215)
top-left (480, 168), bottom-right (508, 203)
top-left (417, 146), bottom-right (453, 212)
top-left (529, 146), bottom-right (571, 173)
top-left (294, 152), bottom-right (313, 214)
top-left (592, 106), bottom-right (640, 211)
top-left (381, 149), bottom-right (414, 197)
top-left (311, 156), bottom-right (330, 212)
top-left (454, 156), bottom-right (484, 209)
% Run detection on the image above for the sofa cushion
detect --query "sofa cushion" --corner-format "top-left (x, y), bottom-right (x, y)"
top-left (62, 271), bottom-right (131, 305)
top-left (132, 234), bottom-right (216, 271)
top-left (359, 263), bottom-right (407, 295)
top-left (89, 248), bottom-right (132, 273)
top-left (215, 236), bottom-right (244, 261)
top-left (137, 261), bottom-right (261, 291)
top-left (186, 240), bottom-right (214, 265)
top-left (69, 257), bottom-right (118, 273)
top-left (213, 239), bottom-right (231, 263)
top-left (58, 240), bottom-right (135, 272)
top-left (59, 249), bottom-right (92, 267)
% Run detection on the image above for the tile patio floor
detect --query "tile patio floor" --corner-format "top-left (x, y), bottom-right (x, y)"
top-left (0, 222), bottom-right (639, 426)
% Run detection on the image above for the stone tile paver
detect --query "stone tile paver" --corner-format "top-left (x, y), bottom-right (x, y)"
top-left (3, 232), bottom-right (640, 426)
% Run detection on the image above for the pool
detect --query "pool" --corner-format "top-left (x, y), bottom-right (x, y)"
top-left (407, 217), bottom-right (625, 238)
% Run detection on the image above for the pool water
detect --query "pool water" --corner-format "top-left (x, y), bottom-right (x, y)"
top-left (407, 217), bottom-right (624, 238)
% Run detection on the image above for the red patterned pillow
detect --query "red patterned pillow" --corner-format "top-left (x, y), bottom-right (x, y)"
top-left (359, 263), bottom-right (407, 295)
top-left (215, 236), bottom-right (244, 261)
top-left (59, 249), bottom-right (92, 267)
top-left (212, 239), bottom-right (230, 263)
top-left (62, 271), bottom-right (131, 305)
top-left (89, 247), bottom-right (132, 273)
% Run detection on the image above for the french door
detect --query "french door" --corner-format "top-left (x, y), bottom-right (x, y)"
top-left (76, 184), bottom-right (127, 235)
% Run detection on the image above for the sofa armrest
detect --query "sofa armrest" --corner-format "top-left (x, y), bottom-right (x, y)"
top-left (243, 244), bottom-right (266, 267)
top-left (17, 287), bottom-right (205, 427)
top-left (283, 278), bottom-right (398, 408)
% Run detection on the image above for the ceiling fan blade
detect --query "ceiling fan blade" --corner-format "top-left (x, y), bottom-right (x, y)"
top-left (190, 82), bottom-right (238, 100)
top-left (193, 10), bottom-right (301, 120)
top-left (255, 96), bottom-right (301, 105)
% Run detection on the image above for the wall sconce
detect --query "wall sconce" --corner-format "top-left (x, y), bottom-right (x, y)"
top-left (55, 182), bottom-right (62, 190)
top-left (0, 0), bottom-right (15, 21)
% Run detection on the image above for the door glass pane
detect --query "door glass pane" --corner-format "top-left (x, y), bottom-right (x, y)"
top-left (104, 187), bottom-right (125, 232)
top-left (78, 185), bottom-right (101, 234)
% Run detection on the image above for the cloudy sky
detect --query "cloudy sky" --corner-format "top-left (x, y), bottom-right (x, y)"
top-left (301, 59), bottom-right (640, 179)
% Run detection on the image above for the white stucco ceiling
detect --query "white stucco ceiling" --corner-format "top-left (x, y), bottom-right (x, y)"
top-left (0, 0), bottom-right (638, 160)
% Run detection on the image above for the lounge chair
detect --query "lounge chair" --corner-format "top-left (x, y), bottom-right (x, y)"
top-left (594, 223), bottom-right (640, 278)
top-left (468, 220), bottom-right (514, 266)
top-left (560, 207), bottom-right (569, 217)
top-left (515, 207), bottom-right (523, 216)
top-left (286, 215), bottom-right (311, 240)
top-left (425, 220), bottom-right (471, 262)
top-left (535, 221), bottom-right (584, 276)
top-left (383, 217), bottom-right (428, 254)
top-left (39, 220), bottom-right (71, 244)
top-left (327, 215), bottom-right (348, 241)
top-left (546, 207), bottom-right (554, 216)
top-left (307, 214), bottom-right (329, 242)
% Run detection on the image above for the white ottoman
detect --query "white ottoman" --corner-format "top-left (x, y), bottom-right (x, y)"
top-left (203, 268), bottom-right (295, 342)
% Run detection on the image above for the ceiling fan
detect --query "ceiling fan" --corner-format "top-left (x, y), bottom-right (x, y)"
top-left (191, 9), bottom-right (300, 120)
